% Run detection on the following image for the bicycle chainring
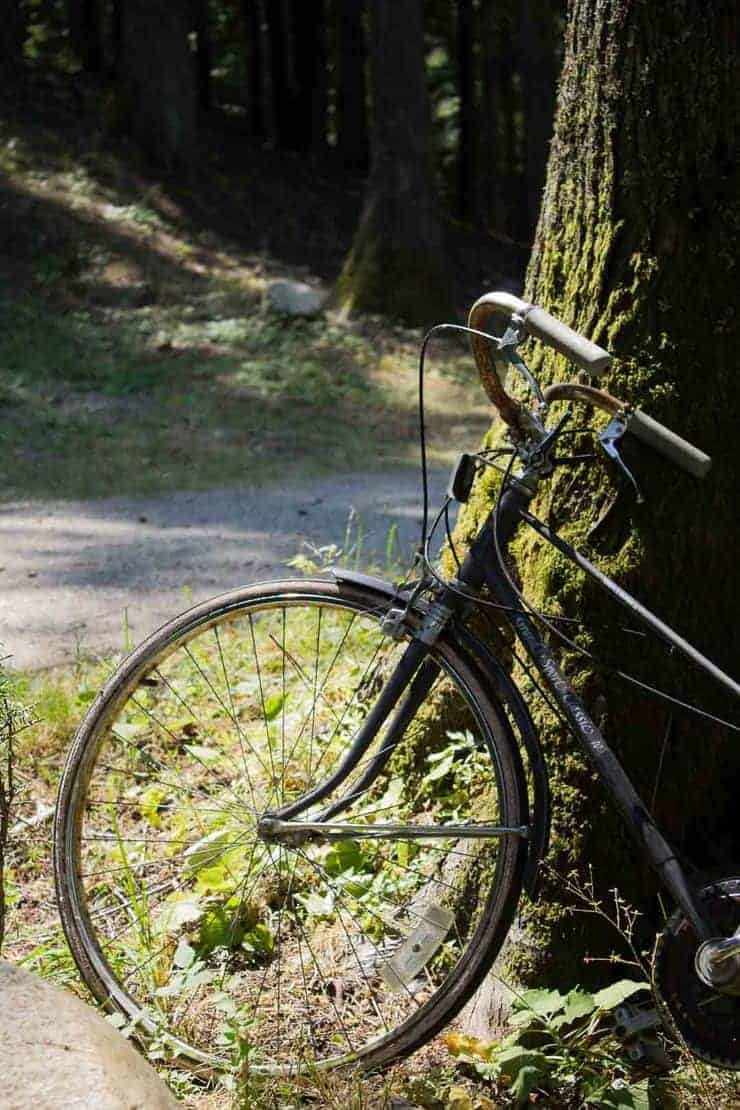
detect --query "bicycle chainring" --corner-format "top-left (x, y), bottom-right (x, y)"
top-left (653, 877), bottom-right (740, 1069)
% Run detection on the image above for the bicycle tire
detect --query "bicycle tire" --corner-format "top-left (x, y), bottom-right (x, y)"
top-left (54, 577), bottom-right (527, 1074)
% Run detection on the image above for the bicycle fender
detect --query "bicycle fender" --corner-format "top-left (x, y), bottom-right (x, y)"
top-left (329, 568), bottom-right (549, 898)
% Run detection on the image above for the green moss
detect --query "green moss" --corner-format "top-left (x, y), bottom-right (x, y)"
top-left (448, 0), bottom-right (740, 989)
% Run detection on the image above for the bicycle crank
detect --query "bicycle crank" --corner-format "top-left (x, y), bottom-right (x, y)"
top-left (653, 876), bottom-right (740, 1069)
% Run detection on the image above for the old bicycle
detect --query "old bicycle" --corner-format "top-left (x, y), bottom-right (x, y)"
top-left (54, 291), bottom-right (740, 1074)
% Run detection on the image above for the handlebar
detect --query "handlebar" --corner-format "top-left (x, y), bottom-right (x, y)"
top-left (543, 383), bottom-right (712, 479)
top-left (468, 291), bottom-right (612, 440)
top-left (466, 291), bottom-right (711, 479)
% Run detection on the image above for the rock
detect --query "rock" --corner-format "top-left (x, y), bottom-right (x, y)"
top-left (266, 279), bottom-right (326, 317)
top-left (0, 961), bottom-right (179, 1109)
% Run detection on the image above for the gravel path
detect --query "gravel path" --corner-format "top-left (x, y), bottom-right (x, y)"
top-left (1, 467), bottom-right (450, 671)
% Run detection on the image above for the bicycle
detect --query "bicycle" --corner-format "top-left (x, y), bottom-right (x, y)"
top-left (53, 291), bottom-right (740, 1076)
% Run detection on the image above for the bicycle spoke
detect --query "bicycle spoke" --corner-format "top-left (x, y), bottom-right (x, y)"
top-left (58, 588), bottom-right (520, 1071)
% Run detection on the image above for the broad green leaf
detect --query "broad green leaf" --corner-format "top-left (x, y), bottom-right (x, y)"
top-left (561, 988), bottom-right (597, 1023)
top-left (592, 979), bottom-right (648, 1012)
top-left (423, 752), bottom-right (456, 783)
top-left (242, 923), bottom-right (274, 957)
top-left (493, 1047), bottom-right (549, 1109)
top-left (324, 839), bottom-right (365, 877)
top-left (155, 893), bottom-right (203, 934)
top-left (198, 906), bottom-right (245, 954)
top-left (298, 890), bottom-right (334, 917)
top-left (184, 828), bottom-right (233, 875)
top-left (495, 1046), bottom-right (549, 1069)
top-left (511, 1063), bottom-right (547, 1108)
top-left (514, 987), bottom-right (564, 1017)
top-left (263, 693), bottom-right (285, 721)
top-left (585, 1078), bottom-right (651, 1109)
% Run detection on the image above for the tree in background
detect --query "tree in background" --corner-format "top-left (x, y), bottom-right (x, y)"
top-left (67, 0), bottom-right (103, 74)
top-left (119, 0), bottom-right (197, 167)
top-left (0, 0), bottom-right (26, 70)
top-left (335, 0), bottom-right (369, 173)
top-left (457, 0), bottom-right (739, 995)
top-left (334, 0), bottom-right (452, 326)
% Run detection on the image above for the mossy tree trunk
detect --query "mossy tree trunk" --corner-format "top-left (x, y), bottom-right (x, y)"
top-left (458, 0), bottom-right (739, 997)
top-left (334, 0), bottom-right (452, 327)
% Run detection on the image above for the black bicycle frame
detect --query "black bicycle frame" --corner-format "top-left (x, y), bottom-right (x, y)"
top-left (456, 483), bottom-right (740, 940)
top-left (273, 482), bottom-right (740, 939)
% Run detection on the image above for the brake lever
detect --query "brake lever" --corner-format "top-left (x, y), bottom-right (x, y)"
top-left (599, 414), bottom-right (644, 503)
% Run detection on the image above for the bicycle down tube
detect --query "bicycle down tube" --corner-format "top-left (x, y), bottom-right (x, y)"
top-left (457, 482), bottom-right (724, 941)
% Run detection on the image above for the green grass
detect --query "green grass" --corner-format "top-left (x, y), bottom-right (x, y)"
top-left (5, 649), bottom-right (740, 1109)
top-left (0, 114), bottom-right (490, 505)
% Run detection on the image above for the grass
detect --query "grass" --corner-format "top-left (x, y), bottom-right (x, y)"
top-left (6, 626), bottom-right (740, 1109)
top-left (0, 112), bottom-right (491, 505)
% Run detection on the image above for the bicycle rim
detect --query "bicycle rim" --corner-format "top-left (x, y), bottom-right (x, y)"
top-left (54, 578), bottom-right (526, 1074)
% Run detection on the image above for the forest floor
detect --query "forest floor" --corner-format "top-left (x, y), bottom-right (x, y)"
top-left (1, 77), bottom-right (737, 1110)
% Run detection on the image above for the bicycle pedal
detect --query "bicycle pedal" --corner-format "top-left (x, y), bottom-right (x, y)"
top-left (614, 1002), bottom-right (661, 1040)
top-left (624, 1036), bottom-right (673, 1071)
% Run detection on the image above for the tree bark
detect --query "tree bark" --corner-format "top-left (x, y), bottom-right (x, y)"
top-left (457, 0), bottom-right (740, 996)
top-left (191, 0), bottom-right (212, 112)
top-left (477, 3), bottom-right (500, 231)
top-left (334, 0), bottom-right (452, 326)
top-left (335, 0), bottom-right (368, 173)
top-left (119, 0), bottom-right (197, 169)
top-left (0, 1), bottom-right (25, 69)
top-left (67, 0), bottom-right (102, 73)
top-left (264, 0), bottom-right (291, 147)
top-left (242, 0), bottom-right (266, 141)
top-left (456, 0), bottom-right (476, 222)
top-left (289, 0), bottom-right (327, 153)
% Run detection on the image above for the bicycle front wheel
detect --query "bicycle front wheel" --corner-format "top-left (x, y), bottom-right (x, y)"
top-left (54, 577), bottom-right (527, 1074)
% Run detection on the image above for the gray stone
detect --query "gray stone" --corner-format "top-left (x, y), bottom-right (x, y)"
top-left (0, 961), bottom-right (179, 1109)
top-left (266, 278), bottom-right (326, 317)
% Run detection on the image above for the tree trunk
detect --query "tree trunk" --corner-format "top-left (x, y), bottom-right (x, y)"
top-left (265, 0), bottom-right (294, 147)
top-left (67, 0), bottom-right (102, 73)
top-left (334, 0), bottom-right (452, 326)
top-left (456, 0), bottom-right (476, 223)
top-left (335, 0), bottom-right (368, 173)
top-left (289, 0), bottom-right (327, 153)
top-left (119, 0), bottom-right (197, 169)
top-left (241, 0), bottom-right (265, 140)
top-left (500, 43), bottom-right (524, 240)
top-left (477, 3), bottom-right (500, 231)
top-left (192, 0), bottom-right (212, 112)
top-left (457, 0), bottom-right (740, 998)
top-left (0, 1), bottom-right (25, 69)
top-left (111, 0), bottom-right (123, 75)
top-left (518, 0), bottom-right (556, 240)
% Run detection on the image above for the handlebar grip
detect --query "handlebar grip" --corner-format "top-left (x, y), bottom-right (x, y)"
top-left (627, 409), bottom-right (712, 479)
top-left (523, 306), bottom-right (612, 376)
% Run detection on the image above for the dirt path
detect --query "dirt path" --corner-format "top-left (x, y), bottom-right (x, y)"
top-left (1, 467), bottom-right (450, 671)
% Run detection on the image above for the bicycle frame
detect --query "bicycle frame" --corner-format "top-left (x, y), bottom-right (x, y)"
top-left (269, 479), bottom-right (740, 942)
